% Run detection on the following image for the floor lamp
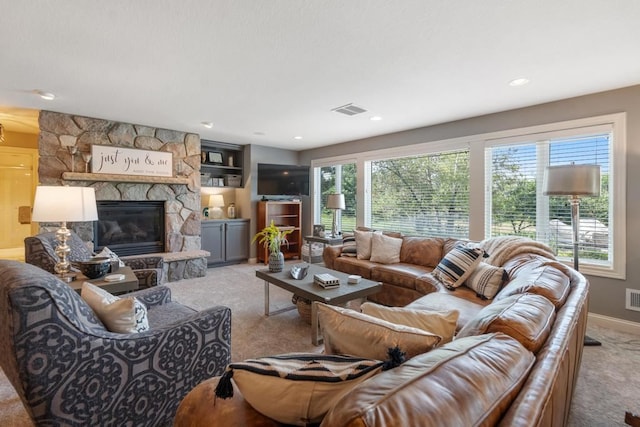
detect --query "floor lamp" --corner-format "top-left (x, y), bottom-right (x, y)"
top-left (326, 194), bottom-right (345, 238)
top-left (32, 186), bottom-right (98, 281)
top-left (543, 163), bottom-right (602, 346)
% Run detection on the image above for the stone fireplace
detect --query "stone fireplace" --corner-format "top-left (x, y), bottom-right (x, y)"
top-left (36, 111), bottom-right (208, 280)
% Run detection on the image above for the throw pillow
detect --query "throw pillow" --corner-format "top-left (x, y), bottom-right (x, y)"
top-left (369, 233), bottom-right (403, 264)
top-left (95, 246), bottom-right (125, 267)
top-left (317, 303), bottom-right (441, 360)
top-left (464, 262), bottom-right (508, 299)
top-left (433, 244), bottom-right (486, 289)
top-left (340, 235), bottom-right (357, 257)
top-left (355, 229), bottom-right (377, 260)
top-left (214, 353), bottom-right (388, 426)
top-left (81, 282), bottom-right (149, 333)
top-left (361, 302), bottom-right (459, 344)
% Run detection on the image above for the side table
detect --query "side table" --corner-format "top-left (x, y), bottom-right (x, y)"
top-left (68, 266), bottom-right (139, 295)
top-left (303, 235), bottom-right (343, 263)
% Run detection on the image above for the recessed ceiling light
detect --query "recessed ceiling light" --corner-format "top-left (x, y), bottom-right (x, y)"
top-left (201, 121), bottom-right (213, 128)
top-left (294, 136), bottom-right (303, 140)
top-left (35, 90), bottom-right (55, 100)
top-left (370, 116), bottom-right (382, 121)
top-left (509, 77), bottom-right (530, 87)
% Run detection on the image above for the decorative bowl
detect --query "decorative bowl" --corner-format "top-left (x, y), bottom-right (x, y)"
top-left (290, 263), bottom-right (310, 280)
top-left (73, 257), bottom-right (111, 279)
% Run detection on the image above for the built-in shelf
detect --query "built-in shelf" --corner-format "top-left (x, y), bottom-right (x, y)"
top-left (62, 172), bottom-right (190, 184)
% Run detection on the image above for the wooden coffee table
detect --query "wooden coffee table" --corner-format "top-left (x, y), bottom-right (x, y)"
top-left (68, 266), bottom-right (139, 295)
top-left (256, 264), bottom-right (381, 345)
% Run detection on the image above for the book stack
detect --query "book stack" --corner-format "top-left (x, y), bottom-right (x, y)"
top-left (314, 273), bottom-right (340, 289)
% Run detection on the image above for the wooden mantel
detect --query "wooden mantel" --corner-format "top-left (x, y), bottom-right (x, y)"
top-left (62, 172), bottom-right (190, 185)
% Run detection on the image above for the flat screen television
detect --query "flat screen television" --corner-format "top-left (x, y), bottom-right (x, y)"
top-left (257, 163), bottom-right (310, 196)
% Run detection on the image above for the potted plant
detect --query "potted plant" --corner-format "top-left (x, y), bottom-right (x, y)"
top-left (252, 220), bottom-right (293, 272)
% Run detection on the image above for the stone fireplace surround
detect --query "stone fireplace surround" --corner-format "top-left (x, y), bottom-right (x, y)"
top-left (37, 110), bottom-right (208, 280)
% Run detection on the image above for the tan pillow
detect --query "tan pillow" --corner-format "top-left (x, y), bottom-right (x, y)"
top-left (361, 302), bottom-right (459, 344)
top-left (355, 229), bottom-right (376, 260)
top-left (317, 303), bottom-right (441, 360)
top-left (369, 233), bottom-right (403, 264)
top-left (81, 282), bottom-right (149, 333)
top-left (216, 353), bottom-right (386, 426)
top-left (464, 262), bottom-right (507, 299)
top-left (456, 293), bottom-right (556, 353)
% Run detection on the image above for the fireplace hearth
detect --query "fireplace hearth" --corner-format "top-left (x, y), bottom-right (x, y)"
top-left (95, 201), bottom-right (165, 256)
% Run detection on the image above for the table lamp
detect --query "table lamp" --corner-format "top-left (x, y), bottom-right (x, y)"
top-left (209, 194), bottom-right (225, 219)
top-left (543, 163), bottom-right (601, 345)
top-left (32, 186), bottom-right (98, 281)
top-left (326, 194), bottom-right (345, 237)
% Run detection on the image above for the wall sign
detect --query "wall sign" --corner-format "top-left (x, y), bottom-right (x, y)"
top-left (91, 145), bottom-right (173, 177)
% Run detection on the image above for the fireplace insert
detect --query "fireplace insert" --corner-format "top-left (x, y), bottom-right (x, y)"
top-left (94, 201), bottom-right (165, 256)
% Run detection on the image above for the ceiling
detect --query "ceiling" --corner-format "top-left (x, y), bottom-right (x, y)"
top-left (2, 1), bottom-right (640, 150)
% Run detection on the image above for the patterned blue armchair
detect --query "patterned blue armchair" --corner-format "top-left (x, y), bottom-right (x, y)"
top-left (0, 260), bottom-right (231, 426)
top-left (24, 231), bottom-right (164, 288)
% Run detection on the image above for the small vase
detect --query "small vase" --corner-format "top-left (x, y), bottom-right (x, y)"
top-left (268, 251), bottom-right (285, 273)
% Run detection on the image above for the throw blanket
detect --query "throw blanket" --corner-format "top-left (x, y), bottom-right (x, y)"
top-left (479, 236), bottom-right (556, 267)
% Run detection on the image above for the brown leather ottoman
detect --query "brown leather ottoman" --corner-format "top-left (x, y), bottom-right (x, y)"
top-left (174, 377), bottom-right (280, 427)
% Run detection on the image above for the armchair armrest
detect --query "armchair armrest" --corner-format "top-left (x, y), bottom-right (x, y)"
top-left (120, 255), bottom-right (164, 270)
top-left (127, 285), bottom-right (172, 307)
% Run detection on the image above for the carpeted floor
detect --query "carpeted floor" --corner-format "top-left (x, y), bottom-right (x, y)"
top-left (1, 262), bottom-right (638, 426)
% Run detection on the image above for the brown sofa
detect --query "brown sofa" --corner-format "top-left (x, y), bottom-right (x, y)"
top-left (175, 236), bottom-right (589, 427)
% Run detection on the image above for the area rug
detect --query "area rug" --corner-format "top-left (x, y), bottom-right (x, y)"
top-left (1, 262), bottom-right (638, 426)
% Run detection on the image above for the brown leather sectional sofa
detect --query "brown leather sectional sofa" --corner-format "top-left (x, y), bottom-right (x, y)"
top-left (176, 235), bottom-right (588, 426)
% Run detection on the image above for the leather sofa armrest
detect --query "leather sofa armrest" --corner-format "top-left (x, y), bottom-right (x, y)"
top-left (323, 245), bottom-right (343, 270)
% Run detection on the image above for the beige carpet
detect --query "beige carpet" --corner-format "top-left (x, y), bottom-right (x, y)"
top-left (1, 261), bottom-right (639, 426)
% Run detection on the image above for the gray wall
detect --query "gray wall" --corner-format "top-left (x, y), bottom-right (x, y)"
top-left (299, 84), bottom-right (640, 324)
top-left (244, 144), bottom-right (306, 259)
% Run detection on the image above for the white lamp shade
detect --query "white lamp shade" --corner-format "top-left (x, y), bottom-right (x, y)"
top-left (326, 193), bottom-right (346, 210)
top-left (208, 194), bottom-right (225, 208)
top-left (543, 164), bottom-right (601, 197)
top-left (32, 186), bottom-right (98, 222)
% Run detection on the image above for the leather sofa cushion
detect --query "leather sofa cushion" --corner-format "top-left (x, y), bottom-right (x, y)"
top-left (371, 263), bottom-right (432, 290)
top-left (333, 257), bottom-right (378, 279)
top-left (406, 292), bottom-right (485, 332)
top-left (456, 293), bottom-right (556, 353)
top-left (321, 333), bottom-right (535, 427)
top-left (399, 236), bottom-right (444, 267)
top-left (495, 263), bottom-right (570, 309)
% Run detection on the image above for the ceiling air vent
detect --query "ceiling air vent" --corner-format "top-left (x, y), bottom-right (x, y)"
top-left (331, 103), bottom-right (367, 116)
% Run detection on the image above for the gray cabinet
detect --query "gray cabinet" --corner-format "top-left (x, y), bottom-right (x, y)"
top-left (202, 219), bottom-right (249, 266)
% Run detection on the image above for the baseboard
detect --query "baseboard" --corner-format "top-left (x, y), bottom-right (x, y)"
top-left (588, 312), bottom-right (640, 335)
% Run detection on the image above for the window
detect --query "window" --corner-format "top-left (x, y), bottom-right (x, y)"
top-left (484, 114), bottom-right (625, 278)
top-left (369, 150), bottom-right (470, 238)
top-left (317, 163), bottom-right (356, 233)
top-left (312, 113), bottom-right (625, 279)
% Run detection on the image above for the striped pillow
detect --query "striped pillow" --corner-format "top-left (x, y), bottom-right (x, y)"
top-left (215, 353), bottom-right (387, 425)
top-left (433, 244), bottom-right (486, 289)
top-left (341, 235), bottom-right (357, 257)
top-left (464, 262), bottom-right (508, 299)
